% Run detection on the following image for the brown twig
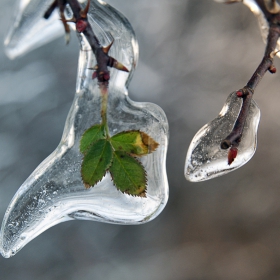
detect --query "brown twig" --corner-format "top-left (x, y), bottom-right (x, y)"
top-left (44, 0), bottom-right (129, 83)
top-left (220, 0), bottom-right (280, 164)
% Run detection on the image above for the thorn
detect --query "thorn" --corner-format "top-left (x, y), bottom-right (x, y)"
top-left (80, 0), bottom-right (90, 18)
top-left (269, 65), bottom-right (277, 73)
top-left (270, 50), bottom-right (280, 58)
top-left (61, 17), bottom-right (76, 23)
top-left (113, 60), bottom-right (129, 72)
top-left (228, 147), bottom-right (238, 165)
top-left (60, 13), bottom-right (73, 44)
top-left (103, 39), bottom-right (114, 54)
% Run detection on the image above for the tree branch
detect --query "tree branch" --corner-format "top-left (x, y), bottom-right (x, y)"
top-left (44, 0), bottom-right (129, 83)
top-left (220, 0), bottom-right (280, 164)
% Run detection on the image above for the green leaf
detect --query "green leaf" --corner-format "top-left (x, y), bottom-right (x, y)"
top-left (80, 124), bottom-right (105, 154)
top-left (111, 130), bottom-right (159, 156)
top-left (81, 139), bottom-right (113, 188)
top-left (109, 151), bottom-right (147, 197)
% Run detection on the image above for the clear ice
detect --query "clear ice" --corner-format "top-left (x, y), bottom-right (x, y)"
top-left (185, 91), bottom-right (260, 182)
top-left (0, 0), bottom-right (169, 258)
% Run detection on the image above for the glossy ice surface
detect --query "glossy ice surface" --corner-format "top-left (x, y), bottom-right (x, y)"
top-left (0, 0), bottom-right (169, 258)
top-left (4, 0), bottom-right (64, 59)
top-left (185, 92), bottom-right (260, 182)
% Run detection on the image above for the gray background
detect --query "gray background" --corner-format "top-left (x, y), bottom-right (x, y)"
top-left (1, 0), bottom-right (280, 279)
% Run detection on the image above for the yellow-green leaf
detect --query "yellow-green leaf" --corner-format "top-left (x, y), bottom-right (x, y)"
top-left (111, 130), bottom-right (159, 156)
top-left (81, 139), bottom-right (113, 188)
top-left (80, 124), bottom-right (105, 154)
top-left (109, 151), bottom-right (147, 197)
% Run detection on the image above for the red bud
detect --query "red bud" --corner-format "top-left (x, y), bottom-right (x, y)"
top-left (102, 72), bottom-right (110, 81)
top-left (269, 66), bottom-right (277, 74)
top-left (236, 90), bottom-right (243, 97)
top-left (228, 147), bottom-right (238, 165)
top-left (76, 20), bottom-right (88, 33)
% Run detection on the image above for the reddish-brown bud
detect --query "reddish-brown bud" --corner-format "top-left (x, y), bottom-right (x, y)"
top-left (236, 90), bottom-right (243, 97)
top-left (228, 147), bottom-right (238, 165)
top-left (95, 71), bottom-right (110, 82)
top-left (269, 65), bottom-right (277, 74)
top-left (76, 19), bottom-right (88, 33)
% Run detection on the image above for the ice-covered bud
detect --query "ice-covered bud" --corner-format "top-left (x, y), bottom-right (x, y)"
top-left (185, 91), bottom-right (260, 182)
top-left (76, 19), bottom-right (88, 33)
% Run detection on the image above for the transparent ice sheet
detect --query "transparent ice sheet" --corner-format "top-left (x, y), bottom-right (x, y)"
top-left (1, 0), bottom-right (169, 258)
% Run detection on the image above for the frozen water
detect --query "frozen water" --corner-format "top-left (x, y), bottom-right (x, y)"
top-left (0, 0), bottom-right (169, 258)
top-left (4, 0), bottom-right (64, 59)
top-left (185, 91), bottom-right (260, 182)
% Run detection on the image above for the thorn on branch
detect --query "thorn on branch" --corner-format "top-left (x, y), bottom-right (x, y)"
top-left (44, 0), bottom-right (129, 83)
top-left (80, 0), bottom-right (90, 18)
top-left (264, 0), bottom-right (280, 14)
top-left (270, 50), bottom-right (280, 58)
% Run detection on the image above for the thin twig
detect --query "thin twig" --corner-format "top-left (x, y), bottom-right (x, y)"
top-left (220, 0), bottom-right (280, 164)
top-left (44, 0), bottom-right (128, 83)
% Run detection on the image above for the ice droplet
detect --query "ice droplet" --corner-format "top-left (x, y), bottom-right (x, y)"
top-left (185, 91), bottom-right (260, 182)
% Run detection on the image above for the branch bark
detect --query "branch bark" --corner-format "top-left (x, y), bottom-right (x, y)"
top-left (44, 0), bottom-right (128, 83)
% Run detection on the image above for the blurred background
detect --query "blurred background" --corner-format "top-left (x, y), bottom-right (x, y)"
top-left (1, 0), bottom-right (280, 279)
